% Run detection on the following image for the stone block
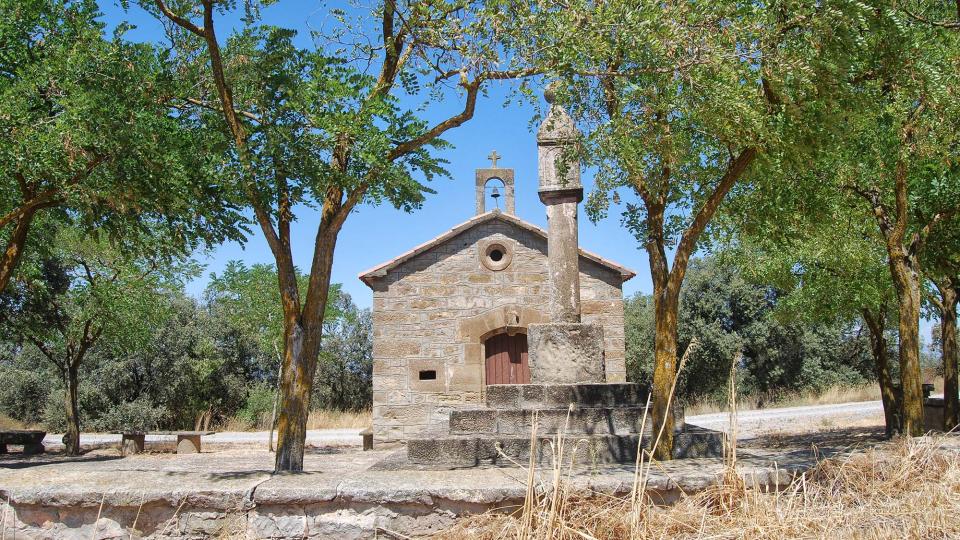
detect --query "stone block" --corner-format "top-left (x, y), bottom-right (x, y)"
top-left (449, 410), bottom-right (497, 434)
top-left (485, 385), bottom-right (521, 409)
top-left (527, 323), bottom-right (605, 384)
top-left (407, 437), bottom-right (480, 466)
top-left (373, 339), bottom-right (421, 358)
top-left (408, 360), bottom-right (444, 392)
top-left (448, 364), bottom-right (482, 391)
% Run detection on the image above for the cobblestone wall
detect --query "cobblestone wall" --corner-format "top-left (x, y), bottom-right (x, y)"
top-left (369, 218), bottom-right (627, 442)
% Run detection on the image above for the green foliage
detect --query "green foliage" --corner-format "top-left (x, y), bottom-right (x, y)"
top-left (0, 0), bottom-right (244, 267)
top-left (626, 257), bottom-right (875, 405)
top-left (313, 292), bottom-right (373, 411)
top-left (0, 274), bottom-right (373, 430)
top-left (205, 261), bottom-right (341, 356)
top-left (237, 383), bottom-right (276, 427)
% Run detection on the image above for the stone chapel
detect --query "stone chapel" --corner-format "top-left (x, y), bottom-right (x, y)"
top-left (360, 95), bottom-right (636, 444)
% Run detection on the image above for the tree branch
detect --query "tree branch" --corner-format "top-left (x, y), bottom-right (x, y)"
top-left (390, 68), bottom-right (538, 160)
top-left (901, 6), bottom-right (960, 29)
top-left (181, 97), bottom-right (261, 123)
top-left (153, 0), bottom-right (205, 36)
top-left (669, 147), bottom-right (758, 290)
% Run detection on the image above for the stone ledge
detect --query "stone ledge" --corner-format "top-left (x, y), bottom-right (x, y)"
top-left (485, 382), bottom-right (650, 409)
top-left (449, 406), bottom-right (685, 436)
top-left (407, 428), bottom-right (723, 467)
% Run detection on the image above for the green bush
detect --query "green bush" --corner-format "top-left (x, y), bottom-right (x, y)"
top-left (237, 384), bottom-right (276, 428)
top-left (87, 398), bottom-right (166, 432)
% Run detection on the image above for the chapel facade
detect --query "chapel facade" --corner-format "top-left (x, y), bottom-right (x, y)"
top-left (360, 155), bottom-right (636, 443)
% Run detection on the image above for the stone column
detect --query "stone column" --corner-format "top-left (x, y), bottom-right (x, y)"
top-left (528, 87), bottom-right (606, 384)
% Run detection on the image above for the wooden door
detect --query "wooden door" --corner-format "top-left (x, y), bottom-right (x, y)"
top-left (484, 332), bottom-right (530, 385)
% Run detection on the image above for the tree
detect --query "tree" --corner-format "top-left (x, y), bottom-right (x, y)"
top-left (502, 0), bottom-right (854, 458)
top-left (923, 215), bottom-right (960, 431)
top-left (143, 0), bottom-right (534, 471)
top-left (625, 256), bottom-right (874, 408)
top-left (313, 291), bottom-right (373, 412)
top-left (726, 196), bottom-right (903, 435)
top-left (822, 7), bottom-right (960, 436)
top-left (0, 230), bottom-right (193, 454)
top-left (0, 0), bottom-right (241, 292)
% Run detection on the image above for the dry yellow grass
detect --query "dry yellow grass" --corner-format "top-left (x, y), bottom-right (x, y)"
top-left (0, 413), bottom-right (38, 430)
top-left (220, 409), bottom-right (371, 431)
top-left (306, 408), bottom-right (371, 429)
top-left (436, 435), bottom-right (960, 539)
top-left (686, 383), bottom-right (896, 416)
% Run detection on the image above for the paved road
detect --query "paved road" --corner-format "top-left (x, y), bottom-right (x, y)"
top-left (687, 400), bottom-right (885, 437)
top-left (42, 428), bottom-right (364, 448)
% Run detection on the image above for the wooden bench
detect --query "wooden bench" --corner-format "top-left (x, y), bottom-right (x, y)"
top-left (0, 430), bottom-right (46, 455)
top-left (116, 431), bottom-right (215, 455)
top-left (361, 428), bottom-right (373, 451)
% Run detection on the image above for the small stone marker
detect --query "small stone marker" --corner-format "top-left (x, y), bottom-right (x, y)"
top-left (361, 428), bottom-right (374, 451)
top-left (120, 432), bottom-right (146, 455)
top-left (176, 432), bottom-right (210, 454)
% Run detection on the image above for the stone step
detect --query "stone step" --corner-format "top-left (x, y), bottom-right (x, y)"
top-left (485, 383), bottom-right (650, 409)
top-left (407, 428), bottom-right (723, 467)
top-left (449, 407), bottom-right (685, 436)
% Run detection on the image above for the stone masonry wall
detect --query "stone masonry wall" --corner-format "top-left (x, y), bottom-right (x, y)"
top-left (370, 218), bottom-right (627, 443)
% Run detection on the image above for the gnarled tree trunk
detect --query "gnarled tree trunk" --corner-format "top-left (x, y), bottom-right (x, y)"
top-left (889, 258), bottom-right (924, 436)
top-left (863, 307), bottom-right (900, 436)
top-left (62, 361), bottom-right (81, 456)
top-left (933, 279), bottom-right (958, 431)
top-left (274, 233), bottom-right (338, 472)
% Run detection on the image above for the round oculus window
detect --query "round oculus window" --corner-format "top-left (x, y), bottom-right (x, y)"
top-left (480, 241), bottom-right (513, 271)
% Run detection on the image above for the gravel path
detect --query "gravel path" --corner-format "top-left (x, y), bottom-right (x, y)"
top-left (42, 428), bottom-right (364, 448)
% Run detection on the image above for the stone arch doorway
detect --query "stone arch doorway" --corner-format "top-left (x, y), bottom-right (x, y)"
top-left (484, 331), bottom-right (529, 385)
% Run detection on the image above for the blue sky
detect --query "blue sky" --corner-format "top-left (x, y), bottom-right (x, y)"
top-left (96, 0), bottom-right (656, 308)
top-left (95, 1), bottom-right (938, 347)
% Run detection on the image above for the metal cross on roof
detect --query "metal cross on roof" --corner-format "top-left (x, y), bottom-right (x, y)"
top-left (487, 150), bottom-right (501, 168)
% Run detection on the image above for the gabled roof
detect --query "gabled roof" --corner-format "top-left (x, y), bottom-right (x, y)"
top-left (358, 210), bottom-right (636, 287)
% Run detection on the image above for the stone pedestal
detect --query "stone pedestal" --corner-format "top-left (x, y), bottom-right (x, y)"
top-left (177, 434), bottom-right (202, 454)
top-left (527, 322), bottom-right (605, 383)
top-left (121, 433), bottom-right (145, 455)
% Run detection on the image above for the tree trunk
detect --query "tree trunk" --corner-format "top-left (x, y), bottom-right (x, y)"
top-left (274, 234), bottom-right (338, 472)
top-left (889, 259), bottom-right (925, 436)
top-left (0, 209), bottom-right (37, 292)
top-left (268, 345), bottom-right (283, 452)
top-left (937, 281), bottom-right (958, 431)
top-left (863, 307), bottom-right (900, 436)
top-left (62, 361), bottom-right (81, 456)
top-left (651, 283), bottom-right (680, 460)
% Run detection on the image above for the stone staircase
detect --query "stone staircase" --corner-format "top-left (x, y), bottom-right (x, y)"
top-left (407, 383), bottom-right (723, 466)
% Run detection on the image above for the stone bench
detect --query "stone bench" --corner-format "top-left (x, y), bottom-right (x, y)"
top-left (116, 431), bottom-right (215, 455)
top-left (0, 430), bottom-right (46, 455)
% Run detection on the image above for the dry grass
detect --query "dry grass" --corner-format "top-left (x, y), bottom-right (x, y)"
top-left (220, 409), bottom-right (371, 431)
top-left (435, 352), bottom-right (958, 540)
top-left (437, 435), bottom-right (960, 539)
top-left (306, 408), bottom-right (371, 429)
top-left (0, 413), bottom-right (38, 430)
top-left (685, 383), bottom-right (895, 416)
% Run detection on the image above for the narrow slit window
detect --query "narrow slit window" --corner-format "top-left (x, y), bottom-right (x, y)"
top-left (418, 370), bottom-right (437, 381)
